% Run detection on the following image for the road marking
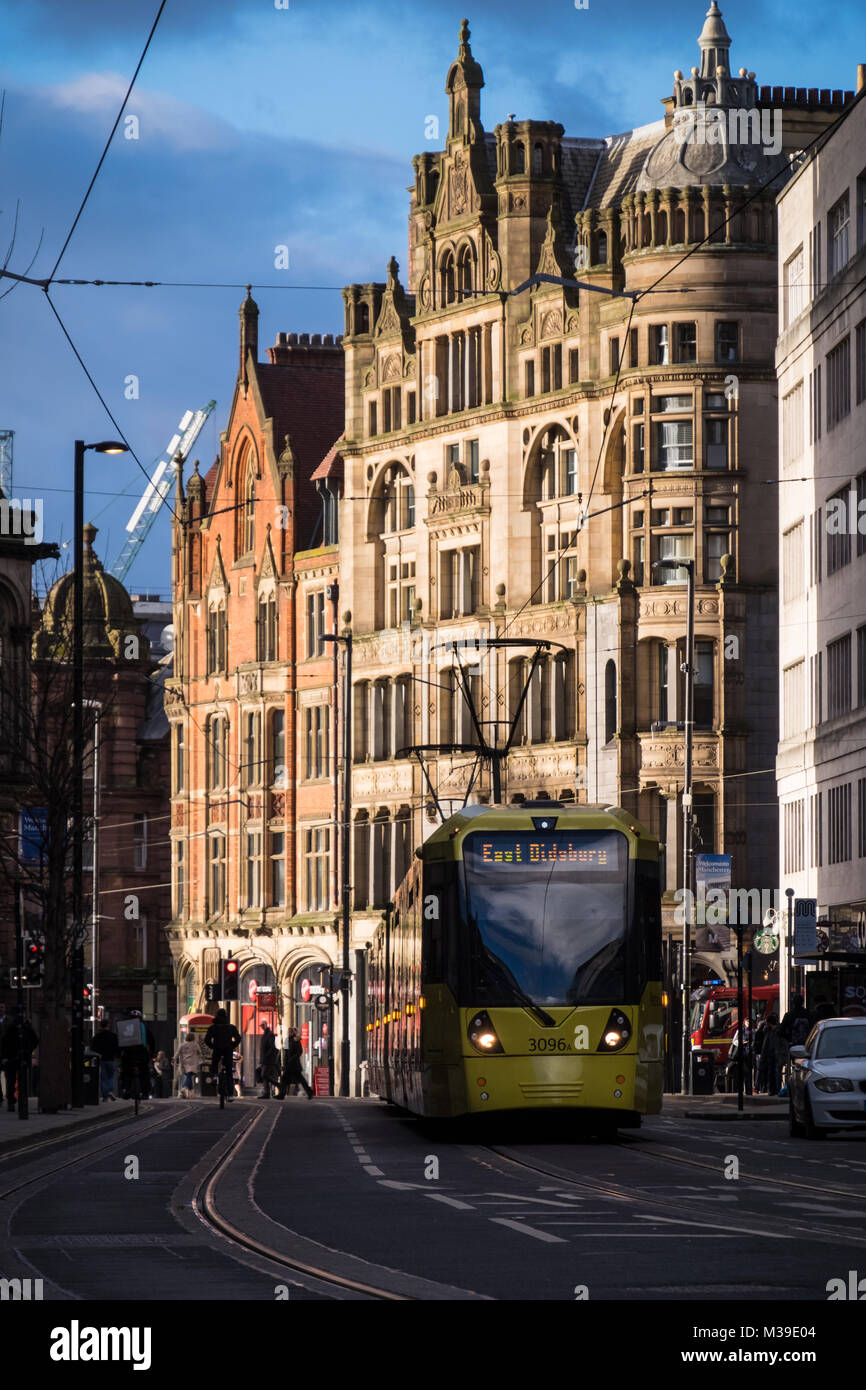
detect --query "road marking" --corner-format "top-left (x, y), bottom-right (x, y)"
top-left (352, 1144), bottom-right (367, 1153)
top-left (638, 1214), bottom-right (791, 1239)
top-left (423, 1193), bottom-right (475, 1210)
top-left (378, 1179), bottom-right (425, 1191)
top-left (489, 1217), bottom-right (567, 1243)
top-left (363, 1165), bottom-right (385, 1177)
top-left (355, 1153), bottom-right (372, 1164)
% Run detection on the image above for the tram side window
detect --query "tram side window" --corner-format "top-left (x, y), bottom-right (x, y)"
top-left (634, 857), bottom-right (663, 984)
top-left (421, 863), bottom-right (445, 978)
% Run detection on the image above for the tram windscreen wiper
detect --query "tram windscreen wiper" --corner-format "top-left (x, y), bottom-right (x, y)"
top-left (468, 912), bottom-right (557, 1026)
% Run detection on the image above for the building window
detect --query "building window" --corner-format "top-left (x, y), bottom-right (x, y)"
top-left (826, 336), bottom-right (851, 430)
top-left (693, 640), bottom-right (714, 728)
top-left (306, 590), bottom-right (326, 657)
top-left (693, 793), bottom-right (715, 854)
top-left (811, 791), bottom-right (823, 867)
top-left (858, 170), bottom-right (866, 250)
top-left (173, 839), bottom-right (185, 918)
top-left (525, 360), bottom-right (536, 397)
top-left (828, 192), bottom-right (850, 278)
top-left (858, 626), bottom-right (866, 708)
top-left (207, 716), bottom-right (228, 790)
top-left (133, 813), bottom-right (148, 871)
top-left (657, 642), bottom-right (669, 723)
top-left (206, 603), bottom-right (227, 674)
top-left (305, 826), bottom-right (331, 912)
top-left (632, 422), bottom-right (645, 474)
top-left (387, 557), bottom-right (417, 627)
top-left (569, 348), bottom-right (579, 384)
top-left (629, 327), bottom-right (639, 368)
top-left (783, 660), bottom-right (805, 738)
top-left (270, 709), bottom-right (286, 786)
top-left (596, 230), bottom-right (608, 264)
top-left (270, 831), bottom-right (286, 908)
top-left (544, 529), bottom-right (579, 602)
top-left (813, 364), bottom-right (822, 440)
top-left (704, 416), bottom-right (728, 469)
top-left (246, 831), bottom-right (261, 909)
top-left (173, 723), bottom-right (184, 794)
top-left (811, 651), bottom-right (823, 726)
top-left (439, 547), bottom-right (478, 618)
top-left (633, 532), bottom-right (645, 586)
top-left (783, 246), bottom-right (807, 327)
top-left (810, 507), bottom-right (823, 585)
top-left (467, 438), bottom-right (480, 483)
top-left (609, 337), bottom-right (620, 376)
top-left (241, 710), bottom-right (262, 787)
top-left (654, 419), bottom-right (693, 470)
top-left (652, 324), bottom-right (669, 365)
top-left (715, 321), bottom-right (739, 364)
top-left (653, 529), bottom-right (693, 580)
top-left (784, 800), bottom-right (805, 874)
top-left (676, 322), bottom-right (696, 363)
top-left (828, 783), bottom-right (852, 865)
top-left (859, 779), bottom-right (866, 859)
top-left (704, 529), bottom-right (729, 581)
top-left (782, 521), bottom-right (804, 602)
top-left (382, 385), bottom-right (402, 433)
top-left (541, 435), bottom-right (579, 498)
top-left (208, 834), bottom-right (226, 917)
top-left (383, 471), bottom-right (415, 533)
top-left (856, 320), bottom-right (866, 406)
top-left (304, 704), bottom-right (330, 779)
top-left (811, 220), bottom-right (823, 296)
top-left (782, 381), bottom-right (804, 471)
top-left (827, 487), bottom-right (852, 574)
top-left (257, 592), bottom-right (277, 662)
top-left (604, 660), bottom-right (617, 743)
top-left (368, 400), bottom-right (378, 436)
top-left (827, 632), bottom-right (852, 719)
top-left (242, 466), bottom-right (255, 555)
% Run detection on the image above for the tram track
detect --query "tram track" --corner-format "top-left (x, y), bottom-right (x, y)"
top-left (476, 1140), bottom-right (866, 1248)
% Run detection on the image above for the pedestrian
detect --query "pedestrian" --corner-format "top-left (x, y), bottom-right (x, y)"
top-left (277, 1027), bottom-right (313, 1099)
top-left (173, 1033), bottom-right (203, 1098)
top-left (778, 992), bottom-right (810, 1093)
top-left (1, 1017), bottom-right (39, 1112)
top-left (753, 1014), bottom-right (769, 1092)
top-left (89, 1018), bottom-right (120, 1101)
top-left (259, 1022), bottom-right (280, 1098)
top-left (759, 1012), bottom-right (784, 1095)
top-left (153, 1050), bottom-right (172, 1098)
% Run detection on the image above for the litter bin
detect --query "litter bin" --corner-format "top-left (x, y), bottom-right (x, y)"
top-left (83, 1049), bottom-right (100, 1105)
top-left (199, 1066), bottom-right (216, 1097)
top-left (691, 1050), bottom-right (715, 1095)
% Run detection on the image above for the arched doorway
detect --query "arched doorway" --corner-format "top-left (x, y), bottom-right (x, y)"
top-left (239, 961), bottom-right (277, 1092)
top-left (291, 962), bottom-right (334, 1093)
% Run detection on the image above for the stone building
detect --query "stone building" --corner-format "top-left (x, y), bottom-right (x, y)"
top-left (775, 81), bottom-right (866, 1005)
top-left (32, 525), bottom-right (173, 1036)
top-left (167, 295), bottom-right (345, 1087)
top-left (336, 7), bottom-right (855, 997)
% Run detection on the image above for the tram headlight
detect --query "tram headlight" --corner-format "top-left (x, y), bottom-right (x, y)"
top-left (598, 1009), bottom-right (631, 1052)
top-left (468, 1011), bottom-right (504, 1054)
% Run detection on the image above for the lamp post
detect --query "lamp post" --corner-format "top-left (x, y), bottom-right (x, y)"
top-left (323, 624), bottom-right (352, 1097)
top-left (653, 556), bottom-right (695, 1095)
top-left (71, 441), bottom-right (127, 1106)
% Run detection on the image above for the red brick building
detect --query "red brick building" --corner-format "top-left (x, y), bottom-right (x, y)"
top-left (167, 292), bottom-right (345, 1088)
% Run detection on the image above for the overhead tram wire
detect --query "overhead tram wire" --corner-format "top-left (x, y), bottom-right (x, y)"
top-left (48, 0), bottom-right (168, 283)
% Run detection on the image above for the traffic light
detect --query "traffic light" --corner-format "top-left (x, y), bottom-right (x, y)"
top-left (21, 933), bottom-right (45, 986)
top-left (204, 981), bottom-right (217, 1003)
top-left (82, 983), bottom-right (93, 1007)
top-left (220, 957), bottom-right (239, 1002)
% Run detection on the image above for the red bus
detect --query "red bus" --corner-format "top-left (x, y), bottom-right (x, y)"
top-left (689, 984), bottom-right (779, 1065)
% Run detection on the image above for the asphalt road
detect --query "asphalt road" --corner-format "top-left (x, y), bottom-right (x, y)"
top-left (2, 1097), bottom-right (865, 1303)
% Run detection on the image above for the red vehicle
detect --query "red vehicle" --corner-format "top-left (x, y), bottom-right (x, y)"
top-left (689, 984), bottom-right (779, 1066)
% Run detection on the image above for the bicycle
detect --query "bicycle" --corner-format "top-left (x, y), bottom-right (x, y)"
top-left (216, 1058), bottom-right (234, 1109)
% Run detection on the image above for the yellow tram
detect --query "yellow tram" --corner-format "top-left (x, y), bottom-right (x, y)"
top-left (365, 802), bottom-right (664, 1125)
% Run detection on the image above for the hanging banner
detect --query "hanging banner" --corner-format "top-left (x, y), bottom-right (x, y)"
top-left (694, 853), bottom-right (732, 951)
top-left (793, 897), bottom-right (817, 962)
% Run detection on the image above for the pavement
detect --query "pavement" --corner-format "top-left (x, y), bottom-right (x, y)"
top-left (0, 1095), bottom-right (146, 1154)
top-left (664, 1091), bottom-right (789, 1120)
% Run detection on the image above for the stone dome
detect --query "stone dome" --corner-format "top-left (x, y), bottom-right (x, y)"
top-left (33, 522), bottom-right (149, 663)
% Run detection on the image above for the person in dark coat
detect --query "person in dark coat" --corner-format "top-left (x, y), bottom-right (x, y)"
top-left (259, 1023), bottom-right (280, 1098)
top-left (89, 1019), bottom-right (120, 1101)
top-left (277, 1027), bottom-right (313, 1099)
top-left (1, 1018), bottom-right (38, 1111)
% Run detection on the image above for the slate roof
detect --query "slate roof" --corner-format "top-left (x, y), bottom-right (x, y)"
top-left (254, 359), bottom-right (345, 548)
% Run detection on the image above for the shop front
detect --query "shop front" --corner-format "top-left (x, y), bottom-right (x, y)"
top-left (293, 968), bottom-right (332, 1093)
top-left (240, 963), bottom-right (278, 1092)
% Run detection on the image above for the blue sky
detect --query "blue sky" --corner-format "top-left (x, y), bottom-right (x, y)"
top-left (2, 0), bottom-right (864, 595)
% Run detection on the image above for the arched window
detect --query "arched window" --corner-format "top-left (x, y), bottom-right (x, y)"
top-left (235, 441), bottom-right (257, 557)
top-left (604, 660), bottom-right (617, 744)
top-left (440, 251), bottom-right (456, 306)
top-left (355, 302), bottom-right (370, 334)
top-left (533, 143), bottom-right (544, 175)
top-left (206, 602), bottom-right (227, 673)
top-left (207, 715), bottom-right (228, 789)
top-left (256, 590), bottom-right (277, 661)
top-left (208, 832), bottom-right (227, 916)
top-left (513, 142), bottom-right (526, 175)
top-left (243, 466), bottom-right (255, 554)
top-left (596, 230), bottom-right (608, 265)
top-left (269, 708), bottom-right (286, 786)
top-left (457, 245), bottom-right (475, 301)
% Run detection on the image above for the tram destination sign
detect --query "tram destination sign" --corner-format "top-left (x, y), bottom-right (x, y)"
top-left (475, 838), bottom-right (617, 868)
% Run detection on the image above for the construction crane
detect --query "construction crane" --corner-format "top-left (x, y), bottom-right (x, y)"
top-left (0, 429), bottom-right (13, 498)
top-left (110, 400), bottom-right (216, 583)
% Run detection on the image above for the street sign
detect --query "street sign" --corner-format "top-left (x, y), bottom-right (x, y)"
top-left (314, 1066), bottom-right (330, 1096)
top-left (315, 994), bottom-right (331, 1012)
top-left (794, 897), bottom-right (817, 962)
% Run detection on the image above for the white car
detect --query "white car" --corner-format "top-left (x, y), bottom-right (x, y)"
top-left (788, 1018), bottom-right (866, 1138)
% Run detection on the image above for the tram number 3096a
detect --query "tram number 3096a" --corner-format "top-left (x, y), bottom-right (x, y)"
top-left (528, 1037), bottom-right (573, 1052)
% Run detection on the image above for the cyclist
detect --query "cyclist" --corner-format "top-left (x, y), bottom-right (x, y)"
top-left (204, 1008), bottom-right (241, 1102)
top-left (118, 1010), bottom-right (155, 1101)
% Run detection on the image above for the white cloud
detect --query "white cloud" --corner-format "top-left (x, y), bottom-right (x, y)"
top-left (45, 73), bottom-right (236, 152)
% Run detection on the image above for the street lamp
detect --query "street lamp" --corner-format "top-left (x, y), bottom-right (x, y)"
top-left (652, 556), bottom-right (695, 1095)
top-left (322, 626), bottom-right (352, 1098)
top-left (71, 440), bottom-right (127, 1106)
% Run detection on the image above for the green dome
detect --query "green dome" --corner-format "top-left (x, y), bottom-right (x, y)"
top-left (34, 523), bottom-right (150, 663)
